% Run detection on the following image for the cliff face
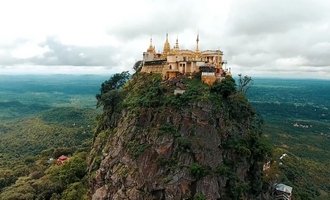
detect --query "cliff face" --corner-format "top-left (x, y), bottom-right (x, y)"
top-left (88, 73), bottom-right (269, 200)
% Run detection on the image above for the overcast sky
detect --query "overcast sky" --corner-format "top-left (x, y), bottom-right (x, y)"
top-left (0, 0), bottom-right (330, 78)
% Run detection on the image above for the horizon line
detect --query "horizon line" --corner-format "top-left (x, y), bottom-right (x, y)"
top-left (1, 73), bottom-right (330, 81)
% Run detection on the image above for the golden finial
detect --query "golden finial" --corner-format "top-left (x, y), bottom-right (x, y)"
top-left (163, 33), bottom-right (171, 54)
top-left (147, 37), bottom-right (155, 53)
top-left (149, 37), bottom-right (153, 48)
top-left (175, 36), bottom-right (179, 50)
top-left (196, 33), bottom-right (199, 52)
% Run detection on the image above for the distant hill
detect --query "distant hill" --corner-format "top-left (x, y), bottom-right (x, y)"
top-left (0, 101), bottom-right (50, 120)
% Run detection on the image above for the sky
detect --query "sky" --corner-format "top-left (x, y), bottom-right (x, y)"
top-left (0, 0), bottom-right (330, 79)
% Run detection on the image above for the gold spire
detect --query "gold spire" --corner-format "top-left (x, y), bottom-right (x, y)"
top-left (147, 37), bottom-right (155, 53)
top-left (163, 33), bottom-right (171, 54)
top-left (196, 34), bottom-right (199, 52)
top-left (174, 36), bottom-right (179, 50)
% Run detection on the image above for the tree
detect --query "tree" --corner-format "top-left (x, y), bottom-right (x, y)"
top-left (211, 76), bottom-right (236, 98)
top-left (96, 71), bottom-right (130, 110)
top-left (52, 147), bottom-right (74, 158)
top-left (47, 155), bottom-right (86, 187)
top-left (237, 74), bottom-right (252, 94)
top-left (96, 89), bottom-right (121, 111)
top-left (61, 182), bottom-right (88, 200)
top-left (99, 71), bottom-right (130, 94)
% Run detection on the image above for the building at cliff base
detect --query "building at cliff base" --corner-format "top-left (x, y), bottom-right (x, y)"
top-left (141, 34), bottom-right (231, 85)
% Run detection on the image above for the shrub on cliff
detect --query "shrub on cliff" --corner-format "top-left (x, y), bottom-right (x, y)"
top-left (123, 73), bottom-right (165, 108)
top-left (211, 76), bottom-right (236, 98)
top-left (96, 71), bottom-right (130, 111)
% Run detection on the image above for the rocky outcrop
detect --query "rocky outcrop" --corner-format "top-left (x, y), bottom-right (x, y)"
top-left (88, 74), bottom-right (269, 200)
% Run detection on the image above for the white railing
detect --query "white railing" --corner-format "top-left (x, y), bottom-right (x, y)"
top-left (201, 72), bottom-right (215, 76)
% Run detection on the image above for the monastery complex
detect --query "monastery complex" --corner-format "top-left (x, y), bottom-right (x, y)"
top-left (141, 34), bottom-right (231, 85)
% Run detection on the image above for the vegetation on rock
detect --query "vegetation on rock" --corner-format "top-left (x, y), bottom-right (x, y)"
top-left (89, 72), bottom-right (271, 199)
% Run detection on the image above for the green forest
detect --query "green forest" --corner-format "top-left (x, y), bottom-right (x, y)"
top-left (0, 75), bottom-right (102, 199)
top-left (248, 79), bottom-right (330, 200)
top-left (0, 75), bottom-right (329, 199)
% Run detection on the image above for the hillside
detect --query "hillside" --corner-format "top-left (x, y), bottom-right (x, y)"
top-left (0, 75), bottom-right (102, 199)
top-left (88, 73), bottom-right (271, 199)
top-left (248, 79), bottom-right (330, 199)
top-left (0, 107), bottom-right (97, 199)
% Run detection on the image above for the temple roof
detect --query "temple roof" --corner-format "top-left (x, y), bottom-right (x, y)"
top-left (163, 33), bottom-right (171, 54)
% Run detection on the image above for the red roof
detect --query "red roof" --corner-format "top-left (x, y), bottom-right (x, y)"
top-left (58, 155), bottom-right (68, 161)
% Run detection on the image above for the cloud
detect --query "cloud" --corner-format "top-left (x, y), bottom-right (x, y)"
top-left (11, 42), bottom-right (50, 59)
top-left (0, 65), bottom-right (111, 75)
top-left (0, 0), bottom-right (330, 78)
top-left (36, 37), bottom-right (119, 66)
top-left (107, 1), bottom-right (200, 40)
top-left (220, 0), bottom-right (330, 78)
top-left (275, 56), bottom-right (308, 67)
top-left (226, 0), bottom-right (329, 36)
top-left (0, 37), bottom-right (119, 67)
